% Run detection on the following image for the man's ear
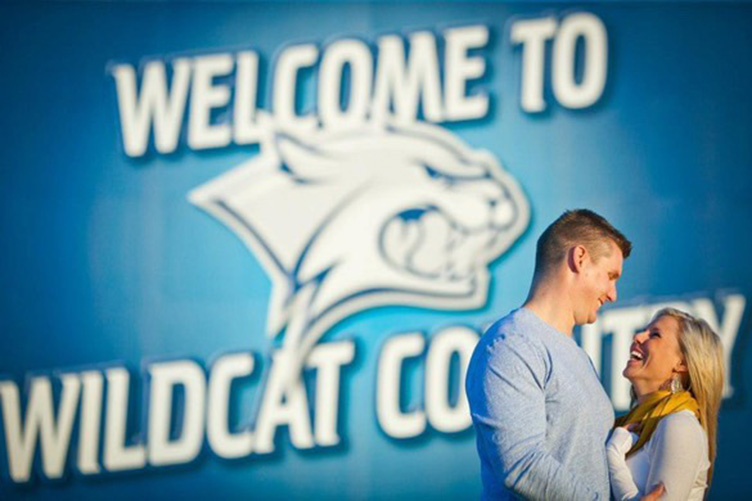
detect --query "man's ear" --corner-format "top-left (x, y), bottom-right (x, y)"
top-left (568, 245), bottom-right (588, 273)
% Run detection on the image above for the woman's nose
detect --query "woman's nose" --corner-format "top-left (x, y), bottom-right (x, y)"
top-left (633, 329), bottom-right (649, 343)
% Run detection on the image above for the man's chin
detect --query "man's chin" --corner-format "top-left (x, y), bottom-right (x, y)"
top-left (574, 309), bottom-right (600, 326)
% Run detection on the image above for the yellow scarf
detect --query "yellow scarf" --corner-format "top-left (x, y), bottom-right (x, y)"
top-left (615, 390), bottom-right (700, 457)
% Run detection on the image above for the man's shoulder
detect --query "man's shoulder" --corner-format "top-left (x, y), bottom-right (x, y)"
top-left (468, 310), bottom-right (552, 390)
top-left (480, 309), bottom-right (547, 354)
top-left (484, 309), bottom-right (544, 339)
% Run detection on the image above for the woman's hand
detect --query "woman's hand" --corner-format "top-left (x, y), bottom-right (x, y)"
top-left (607, 426), bottom-right (639, 457)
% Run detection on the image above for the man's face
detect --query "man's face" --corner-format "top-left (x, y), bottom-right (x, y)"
top-left (574, 240), bottom-right (624, 325)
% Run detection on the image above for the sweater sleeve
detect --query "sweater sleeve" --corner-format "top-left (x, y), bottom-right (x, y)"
top-left (467, 335), bottom-right (601, 500)
top-left (607, 427), bottom-right (641, 501)
top-left (645, 412), bottom-right (708, 501)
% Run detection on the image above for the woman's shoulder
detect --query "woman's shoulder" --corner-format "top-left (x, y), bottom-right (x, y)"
top-left (658, 410), bottom-right (703, 428)
top-left (654, 411), bottom-right (707, 446)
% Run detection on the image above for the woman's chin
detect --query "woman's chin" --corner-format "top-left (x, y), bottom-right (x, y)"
top-left (621, 360), bottom-right (645, 379)
top-left (622, 362), bottom-right (641, 380)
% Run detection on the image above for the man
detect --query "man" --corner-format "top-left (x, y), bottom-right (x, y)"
top-left (466, 209), bottom-right (641, 500)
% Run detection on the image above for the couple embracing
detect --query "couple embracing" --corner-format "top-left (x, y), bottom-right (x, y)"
top-left (466, 210), bottom-right (724, 500)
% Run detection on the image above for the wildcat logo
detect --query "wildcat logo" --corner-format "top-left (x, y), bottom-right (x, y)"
top-left (189, 119), bottom-right (530, 371)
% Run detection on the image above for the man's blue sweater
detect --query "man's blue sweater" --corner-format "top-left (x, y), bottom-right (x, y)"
top-left (466, 308), bottom-right (614, 500)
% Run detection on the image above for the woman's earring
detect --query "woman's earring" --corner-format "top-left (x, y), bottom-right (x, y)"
top-left (670, 376), bottom-right (684, 394)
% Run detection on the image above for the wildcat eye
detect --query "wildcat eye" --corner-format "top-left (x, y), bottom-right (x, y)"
top-left (423, 165), bottom-right (448, 180)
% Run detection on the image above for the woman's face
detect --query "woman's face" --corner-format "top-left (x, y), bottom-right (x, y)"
top-left (623, 315), bottom-right (686, 397)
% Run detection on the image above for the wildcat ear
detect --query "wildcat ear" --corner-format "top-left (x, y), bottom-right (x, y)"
top-left (275, 132), bottom-right (343, 181)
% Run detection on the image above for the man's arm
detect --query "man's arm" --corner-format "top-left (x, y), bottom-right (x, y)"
top-left (467, 335), bottom-right (601, 500)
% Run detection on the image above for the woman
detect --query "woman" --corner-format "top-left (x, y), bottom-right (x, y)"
top-left (607, 307), bottom-right (724, 501)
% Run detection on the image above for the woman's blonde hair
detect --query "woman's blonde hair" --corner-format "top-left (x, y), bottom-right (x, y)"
top-left (653, 307), bottom-right (725, 489)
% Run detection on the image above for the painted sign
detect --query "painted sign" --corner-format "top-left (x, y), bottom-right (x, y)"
top-left (1, 2), bottom-right (750, 498)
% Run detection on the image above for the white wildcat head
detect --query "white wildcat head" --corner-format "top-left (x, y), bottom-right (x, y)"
top-left (189, 120), bottom-right (529, 353)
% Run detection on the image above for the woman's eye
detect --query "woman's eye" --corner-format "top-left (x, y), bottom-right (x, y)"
top-left (650, 332), bottom-right (661, 338)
